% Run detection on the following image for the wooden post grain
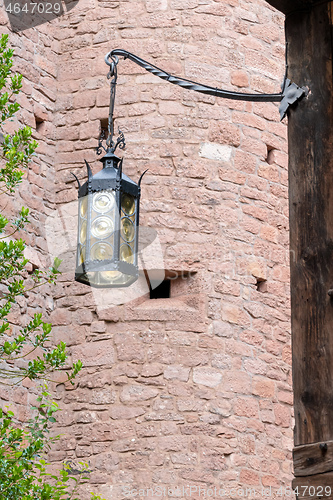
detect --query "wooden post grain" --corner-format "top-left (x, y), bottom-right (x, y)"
top-left (265, 0), bottom-right (333, 495)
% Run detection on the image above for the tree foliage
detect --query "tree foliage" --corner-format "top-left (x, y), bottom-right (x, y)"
top-left (0, 34), bottom-right (105, 500)
top-left (0, 388), bottom-right (103, 500)
top-left (0, 32), bottom-right (82, 385)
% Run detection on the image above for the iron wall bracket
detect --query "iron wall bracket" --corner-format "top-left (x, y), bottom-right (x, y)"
top-left (279, 79), bottom-right (309, 120)
top-left (105, 49), bottom-right (308, 122)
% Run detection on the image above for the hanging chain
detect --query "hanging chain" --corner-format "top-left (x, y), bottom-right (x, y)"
top-left (106, 54), bottom-right (117, 148)
top-left (96, 54), bottom-right (126, 155)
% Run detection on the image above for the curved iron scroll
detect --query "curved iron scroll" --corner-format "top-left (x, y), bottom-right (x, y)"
top-left (105, 49), bottom-right (308, 120)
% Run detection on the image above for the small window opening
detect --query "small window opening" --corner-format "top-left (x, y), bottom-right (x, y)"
top-left (256, 278), bottom-right (267, 293)
top-left (35, 116), bottom-right (44, 133)
top-left (266, 145), bottom-right (275, 165)
top-left (100, 119), bottom-right (108, 141)
top-left (150, 279), bottom-right (171, 299)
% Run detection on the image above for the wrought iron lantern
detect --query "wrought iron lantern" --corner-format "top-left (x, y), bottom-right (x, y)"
top-left (74, 54), bottom-right (145, 288)
top-left (73, 47), bottom-right (308, 289)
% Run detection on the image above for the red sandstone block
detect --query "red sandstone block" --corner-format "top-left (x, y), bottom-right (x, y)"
top-left (120, 385), bottom-right (159, 403)
top-left (140, 12), bottom-right (179, 28)
top-left (238, 434), bottom-right (256, 454)
top-left (234, 398), bottom-right (259, 418)
top-left (209, 121), bottom-right (241, 147)
top-left (234, 150), bottom-right (257, 174)
top-left (158, 100), bottom-right (185, 115)
top-left (221, 302), bottom-right (243, 325)
top-left (71, 340), bottom-right (115, 367)
top-left (211, 321), bottom-right (234, 341)
top-left (34, 54), bottom-right (57, 78)
top-left (277, 390), bottom-right (293, 405)
top-left (233, 111), bottom-right (266, 131)
top-left (72, 309), bottom-right (93, 325)
top-left (261, 474), bottom-right (280, 487)
top-left (282, 345), bottom-right (292, 365)
top-left (58, 60), bottom-right (90, 81)
top-left (255, 102), bottom-right (280, 122)
top-left (239, 469), bottom-right (260, 486)
top-left (231, 70), bottom-right (249, 88)
top-left (57, 150), bottom-right (93, 166)
top-left (164, 365), bottom-right (190, 382)
top-left (219, 167), bottom-right (247, 185)
top-left (56, 126), bottom-right (80, 141)
top-left (170, 0), bottom-right (198, 8)
top-left (198, 336), bottom-right (225, 350)
top-left (171, 452), bottom-right (197, 465)
top-left (79, 120), bottom-right (100, 140)
top-left (128, 102), bottom-right (157, 117)
top-left (74, 90), bottom-right (96, 109)
top-left (223, 371), bottom-right (252, 395)
top-left (49, 308), bottom-right (72, 326)
top-left (241, 214), bottom-right (262, 235)
top-left (192, 367), bottom-right (222, 388)
top-left (250, 22), bottom-right (281, 43)
top-left (76, 445), bottom-right (92, 458)
top-left (260, 224), bottom-right (279, 243)
top-left (242, 125), bottom-right (261, 141)
top-left (109, 406), bottom-right (145, 420)
top-left (176, 399), bottom-right (207, 412)
top-left (239, 329), bottom-right (264, 347)
top-left (241, 137), bottom-right (267, 159)
top-left (252, 378), bottom-right (275, 398)
top-left (140, 363), bottom-right (163, 377)
top-left (262, 131), bottom-right (285, 152)
top-left (177, 348), bottom-right (210, 367)
top-left (270, 183), bottom-right (288, 199)
top-left (271, 150), bottom-right (288, 169)
top-left (52, 325), bottom-right (85, 346)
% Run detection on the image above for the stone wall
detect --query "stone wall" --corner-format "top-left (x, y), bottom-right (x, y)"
top-left (2, 0), bottom-right (293, 498)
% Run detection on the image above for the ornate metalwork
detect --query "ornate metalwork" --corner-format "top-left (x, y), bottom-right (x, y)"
top-left (105, 48), bottom-right (308, 121)
top-left (279, 79), bottom-right (309, 120)
top-left (96, 129), bottom-right (106, 155)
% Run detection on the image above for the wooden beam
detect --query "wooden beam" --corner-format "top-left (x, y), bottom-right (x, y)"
top-left (294, 440), bottom-right (333, 476)
top-left (265, 0), bottom-right (330, 15)
top-left (286, 0), bottom-right (333, 480)
top-left (292, 473), bottom-right (333, 499)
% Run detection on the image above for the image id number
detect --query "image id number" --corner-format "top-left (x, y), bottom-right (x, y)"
top-left (5, 2), bottom-right (62, 14)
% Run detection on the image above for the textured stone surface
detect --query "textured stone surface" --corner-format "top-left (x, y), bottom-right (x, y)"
top-left (2, 0), bottom-right (294, 496)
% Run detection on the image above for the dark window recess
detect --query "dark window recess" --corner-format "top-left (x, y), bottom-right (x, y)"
top-left (35, 116), bottom-right (44, 133)
top-left (266, 145), bottom-right (275, 165)
top-left (150, 279), bottom-right (171, 299)
top-left (100, 119), bottom-right (108, 141)
top-left (256, 278), bottom-right (267, 293)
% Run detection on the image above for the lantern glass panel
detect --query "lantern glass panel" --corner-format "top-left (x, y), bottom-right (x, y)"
top-left (80, 196), bottom-right (88, 218)
top-left (78, 245), bottom-right (85, 266)
top-left (84, 270), bottom-right (134, 286)
top-left (121, 194), bottom-right (135, 216)
top-left (91, 216), bottom-right (114, 239)
top-left (93, 191), bottom-right (116, 214)
top-left (89, 189), bottom-right (117, 262)
top-left (121, 217), bottom-right (135, 242)
top-left (120, 243), bottom-right (134, 264)
top-left (77, 195), bottom-right (89, 267)
top-left (75, 159), bottom-right (141, 288)
top-left (91, 241), bottom-right (114, 261)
